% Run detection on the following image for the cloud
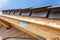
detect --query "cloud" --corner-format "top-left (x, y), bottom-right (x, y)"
top-left (0, 0), bottom-right (8, 8)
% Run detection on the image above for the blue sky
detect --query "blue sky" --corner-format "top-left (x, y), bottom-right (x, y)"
top-left (0, 0), bottom-right (60, 11)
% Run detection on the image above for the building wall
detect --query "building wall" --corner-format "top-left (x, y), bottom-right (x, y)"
top-left (0, 24), bottom-right (37, 40)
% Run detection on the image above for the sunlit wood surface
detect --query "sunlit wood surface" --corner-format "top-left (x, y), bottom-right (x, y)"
top-left (0, 14), bottom-right (60, 40)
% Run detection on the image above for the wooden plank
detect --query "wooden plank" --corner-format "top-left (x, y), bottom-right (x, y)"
top-left (0, 14), bottom-right (60, 34)
top-left (59, 37), bottom-right (60, 40)
top-left (0, 14), bottom-right (59, 40)
top-left (1, 14), bottom-right (60, 29)
top-left (11, 23), bottom-right (59, 40)
top-left (0, 16), bottom-right (40, 40)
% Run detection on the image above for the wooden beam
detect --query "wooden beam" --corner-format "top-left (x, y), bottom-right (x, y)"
top-left (0, 14), bottom-right (60, 40)
top-left (1, 14), bottom-right (60, 29)
top-left (0, 19), bottom-right (11, 28)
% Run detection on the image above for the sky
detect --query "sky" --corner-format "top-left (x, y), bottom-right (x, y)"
top-left (0, 0), bottom-right (60, 11)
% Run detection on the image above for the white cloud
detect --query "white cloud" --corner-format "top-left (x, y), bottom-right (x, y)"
top-left (0, 0), bottom-right (8, 8)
